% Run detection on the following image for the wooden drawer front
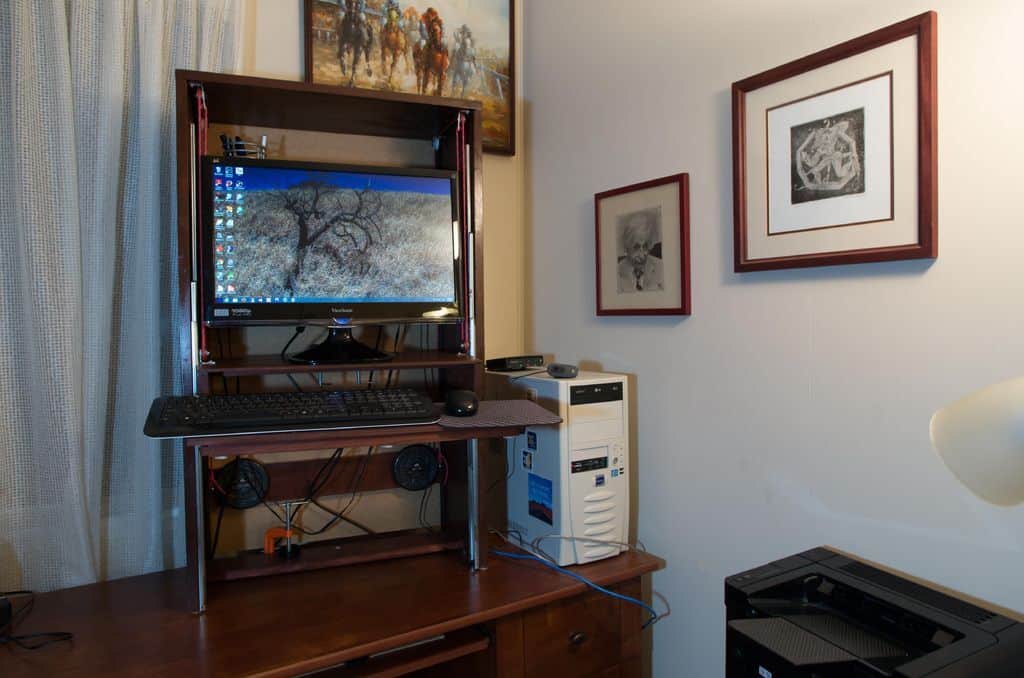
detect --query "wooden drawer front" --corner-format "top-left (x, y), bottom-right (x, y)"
top-left (587, 668), bottom-right (621, 678)
top-left (523, 590), bottom-right (622, 678)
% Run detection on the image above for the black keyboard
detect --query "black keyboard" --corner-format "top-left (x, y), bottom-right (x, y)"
top-left (143, 388), bottom-right (440, 438)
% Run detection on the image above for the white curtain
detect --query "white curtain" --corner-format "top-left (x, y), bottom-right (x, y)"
top-left (0, 0), bottom-right (241, 591)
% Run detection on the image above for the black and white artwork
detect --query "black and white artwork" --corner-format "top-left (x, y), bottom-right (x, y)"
top-left (596, 173), bottom-right (689, 315)
top-left (790, 108), bottom-right (865, 204)
top-left (616, 207), bottom-right (664, 293)
top-left (765, 72), bottom-right (892, 236)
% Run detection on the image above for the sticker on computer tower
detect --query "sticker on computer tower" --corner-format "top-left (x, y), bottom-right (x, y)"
top-left (522, 450), bottom-right (533, 470)
top-left (527, 473), bottom-right (553, 526)
top-left (526, 431), bottom-right (537, 450)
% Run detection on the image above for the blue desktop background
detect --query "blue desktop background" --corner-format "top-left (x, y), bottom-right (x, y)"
top-left (223, 165), bottom-right (452, 196)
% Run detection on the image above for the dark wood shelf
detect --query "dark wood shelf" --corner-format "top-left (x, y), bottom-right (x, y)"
top-left (199, 350), bottom-right (479, 376)
top-left (259, 451), bottom-right (407, 499)
top-left (188, 422), bottom-right (524, 455)
top-left (179, 70), bottom-right (481, 140)
top-left (208, 529), bottom-right (463, 582)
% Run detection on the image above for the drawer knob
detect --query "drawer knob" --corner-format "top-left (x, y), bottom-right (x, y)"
top-left (569, 631), bottom-right (587, 646)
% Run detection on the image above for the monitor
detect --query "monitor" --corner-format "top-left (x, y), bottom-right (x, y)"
top-left (199, 157), bottom-right (462, 363)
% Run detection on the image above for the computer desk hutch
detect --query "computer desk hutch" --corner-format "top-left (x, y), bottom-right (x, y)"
top-left (1, 71), bottom-right (664, 677)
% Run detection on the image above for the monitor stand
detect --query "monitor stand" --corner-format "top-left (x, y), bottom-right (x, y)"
top-left (287, 327), bottom-right (393, 365)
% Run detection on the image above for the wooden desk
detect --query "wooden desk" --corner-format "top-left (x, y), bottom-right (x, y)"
top-left (1, 545), bottom-right (664, 677)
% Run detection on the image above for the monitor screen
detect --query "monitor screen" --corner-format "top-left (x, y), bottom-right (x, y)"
top-left (201, 157), bottom-right (460, 326)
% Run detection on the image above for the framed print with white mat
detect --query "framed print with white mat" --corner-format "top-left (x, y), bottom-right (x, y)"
top-left (732, 12), bottom-right (937, 271)
top-left (595, 173), bottom-right (691, 316)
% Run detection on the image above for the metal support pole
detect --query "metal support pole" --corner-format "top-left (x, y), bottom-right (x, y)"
top-left (192, 446), bottom-right (207, 613)
top-left (467, 439), bottom-right (485, 570)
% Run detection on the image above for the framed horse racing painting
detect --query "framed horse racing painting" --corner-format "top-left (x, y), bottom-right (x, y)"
top-left (304, 0), bottom-right (516, 155)
top-left (732, 12), bottom-right (937, 271)
top-left (595, 174), bottom-right (691, 316)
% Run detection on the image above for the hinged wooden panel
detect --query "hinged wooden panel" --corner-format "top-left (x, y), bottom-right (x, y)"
top-left (618, 579), bottom-right (645, 678)
top-left (522, 590), bottom-right (622, 678)
top-left (493, 614), bottom-right (526, 678)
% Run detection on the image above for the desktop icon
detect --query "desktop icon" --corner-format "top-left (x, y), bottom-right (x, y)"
top-left (216, 258), bottom-right (224, 267)
top-left (226, 219), bottom-right (234, 228)
top-left (225, 180), bottom-right (234, 189)
top-left (235, 207), bottom-right (244, 216)
top-left (226, 272), bottom-right (236, 281)
top-left (225, 193), bottom-right (233, 201)
top-left (225, 205), bottom-right (234, 214)
top-left (215, 244), bottom-right (224, 253)
top-left (215, 232), bottom-right (224, 241)
top-left (214, 165), bottom-right (223, 175)
top-left (225, 234), bottom-right (235, 242)
top-left (235, 167), bottom-right (244, 175)
top-left (216, 272), bottom-right (225, 281)
top-left (226, 284), bottom-right (236, 293)
top-left (235, 180), bottom-right (245, 189)
top-left (216, 284), bottom-right (225, 294)
top-left (225, 245), bottom-right (235, 254)
top-left (225, 167), bottom-right (233, 177)
top-left (214, 178), bottom-right (223, 187)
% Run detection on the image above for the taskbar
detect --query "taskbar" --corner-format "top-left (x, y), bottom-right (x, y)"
top-left (215, 296), bottom-right (455, 304)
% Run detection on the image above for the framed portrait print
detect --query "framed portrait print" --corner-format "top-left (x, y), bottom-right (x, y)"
top-left (304, 0), bottom-right (516, 155)
top-left (595, 174), bottom-right (691, 316)
top-left (732, 12), bottom-right (937, 271)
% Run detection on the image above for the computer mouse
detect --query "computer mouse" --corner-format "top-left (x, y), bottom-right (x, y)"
top-left (444, 389), bottom-right (479, 417)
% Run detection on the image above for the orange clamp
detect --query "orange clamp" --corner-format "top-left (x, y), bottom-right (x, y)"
top-left (263, 527), bottom-right (294, 554)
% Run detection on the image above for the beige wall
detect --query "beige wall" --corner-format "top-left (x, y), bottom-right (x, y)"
top-left (240, 0), bottom-right (526, 359)
top-left (523, 0), bottom-right (1024, 674)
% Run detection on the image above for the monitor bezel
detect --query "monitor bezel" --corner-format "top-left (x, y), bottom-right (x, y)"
top-left (199, 156), bottom-right (462, 328)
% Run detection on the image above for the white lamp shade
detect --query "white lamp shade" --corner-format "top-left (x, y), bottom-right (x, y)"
top-left (930, 377), bottom-right (1024, 506)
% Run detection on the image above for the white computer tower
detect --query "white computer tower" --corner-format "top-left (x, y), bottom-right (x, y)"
top-left (490, 371), bottom-right (630, 566)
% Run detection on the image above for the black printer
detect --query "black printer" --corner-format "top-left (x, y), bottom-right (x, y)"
top-left (725, 547), bottom-right (1024, 677)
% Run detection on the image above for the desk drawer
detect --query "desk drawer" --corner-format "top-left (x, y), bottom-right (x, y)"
top-left (523, 589), bottom-right (622, 678)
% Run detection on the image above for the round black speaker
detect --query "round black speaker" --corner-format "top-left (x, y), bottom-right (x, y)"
top-left (214, 458), bottom-right (269, 509)
top-left (392, 445), bottom-right (439, 491)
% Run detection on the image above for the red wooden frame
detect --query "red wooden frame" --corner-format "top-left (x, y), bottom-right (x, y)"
top-left (732, 11), bottom-right (937, 272)
top-left (594, 173), bottom-right (691, 316)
